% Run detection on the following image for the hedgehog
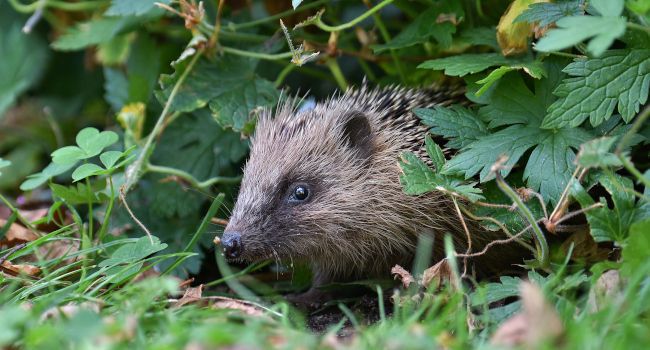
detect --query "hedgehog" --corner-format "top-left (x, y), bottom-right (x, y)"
top-left (220, 85), bottom-right (526, 303)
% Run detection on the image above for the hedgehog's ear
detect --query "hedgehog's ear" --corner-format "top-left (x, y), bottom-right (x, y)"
top-left (341, 111), bottom-right (374, 159)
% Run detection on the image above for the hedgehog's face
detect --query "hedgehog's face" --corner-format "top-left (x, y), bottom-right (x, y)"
top-left (221, 106), bottom-right (375, 264)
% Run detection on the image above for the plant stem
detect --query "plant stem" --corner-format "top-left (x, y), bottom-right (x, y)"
top-left (221, 46), bottom-right (294, 60)
top-left (364, 0), bottom-right (405, 82)
top-left (8, 0), bottom-right (107, 13)
top-left (615, 105), bottom-right (650, 154)
top-left (325, 58), bottom-right (348, 90)
top-left (122, 48), bottom-right (204, 194)
top-left (307, 0), bottom-right (395, 32)
top-left (274, 64), bottom-right (296, 87)
top-left (146, 163), bottom-right (242, 188)
top-left (496, 171), bottom-right (548, 267)
top-left (627, 22), bottom-right (650, 34)
top-left (232, 0), bottom-right (329, 30)
top-left (619, 155), bottom-right (650, 188)
top-left (97, 176), bottom-right (115, 243)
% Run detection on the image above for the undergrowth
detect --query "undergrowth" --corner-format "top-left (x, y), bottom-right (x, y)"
top-left (1, 0), bottom-right (648, 349)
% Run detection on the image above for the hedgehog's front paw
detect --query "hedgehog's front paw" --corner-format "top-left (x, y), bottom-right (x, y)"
top-left (285, 288), bottom-right (330, 309)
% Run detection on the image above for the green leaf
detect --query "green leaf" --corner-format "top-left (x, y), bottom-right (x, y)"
top-left (534, 15), bottom-right (626, 56)
top-left (51, 128), bottom-right (119, 164)
top-left (621, 219), bottom-right (650, 276)
top-left (52, 17), bottom-right (138, 51)
top-left (0, 23), bottom-right (49, 118)
top-left (106, 0), bottom-right (169, 16)
top-left (425, 135), bottom-right (445, 171)
top-left (543, 50), bottom-right (650, 128)
top-left (292, 0), bottom-right (303, 9)
top-left (591, 0), bottom-right (624, 16)
top-left (418, 53), bottom-right (511, 77)
top-left (50, 182), bottom-right (109, 205)
top-left (415, 106), bottom-right (488, 149)
top-left (399, 152), bottom-right (440, 195)
top-left (157, 56), bottom-right (277, 122)
top-left (72, 163), bottom-right (105, 182)
top-left (100, 151), bottom-right (123, 169)
top-left (399, 151), bottom-right (484, 202)
top-left (103, 68), bottom-right (129, 110)
top-left (0, 158), bottom-right (9, 176)
top-left (515, 0), bottom-right (584, 27)
top-left (573, 173), bottom-right (637, 242)
top-left (372, 3), bottom-right (463, 52)
top-left (99, 236), bottom-right (167, 267)
top-left (20, 162), bottom-right (75, 191)
top-left (209, 79), bottom-right (279, 133)
top-left (475, 61), bottom-right (546, 95)
top-left (576, 137), bottom-right (622, 168)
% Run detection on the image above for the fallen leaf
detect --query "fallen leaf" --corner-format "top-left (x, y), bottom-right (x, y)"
top-left (587, 270), bottom-right (623, 313)
top-left (1, 260), bottom-right (41, 277)
top-left (173, 284), bottom-right (204, 308)
top-left (496, 0), bottom-right (549, 56)
top-left (212, 300), bottom-right (264, 316)
top-left (491, 281), bottom-right (563, 347)
top-left (561, 229), bottom-right (610, 263)
top-left (391, 265), bottom-right (414, 289)
top-left (421, 259), bottom-right (453, 291)
top-left (0, 218), bottom-right (39, 246)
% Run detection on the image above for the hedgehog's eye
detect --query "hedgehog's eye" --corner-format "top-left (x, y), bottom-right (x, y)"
top-left (290, 184), bottom-right (310, 202)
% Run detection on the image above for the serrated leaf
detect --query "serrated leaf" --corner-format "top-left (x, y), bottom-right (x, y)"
top-left (372, 3), bottom-right (463, 52)
top-left (415, 106), bottom-right (488, 148)
top-left (543, 50), bottom-right (650, 128)
top-left (534, 15), bottom-right (626, 56)
top-left (72, 163), bottom-right (105, 182)
top-left (522, 128), bottom-right (591, 205)
top-left (0, 23), bottom-right (49, 118)
top-left (399, 152), bottom-right (440, 195)
top-left (156, 56), bottom-right (276, 118)
top-left (106, 0), bottom-right (169, 16)
top-left (515, 0), bottom-right (584, 27)
top-left (573, 173), bottom-right (637, 242)
top-left (100, 151), bottom-right (123, 169)
top-left (475, 61), bottom-right (546, 96)
top-left (52, 17), bottom-right (137, 51)
top-left (425, 135), bottom-right (445, 171)
top-left (576, 137), bottom-right (622, 168)
top-left (418, 53), bottom-right (511, 77)
top-left (209, 79), bottom-right (279, 133)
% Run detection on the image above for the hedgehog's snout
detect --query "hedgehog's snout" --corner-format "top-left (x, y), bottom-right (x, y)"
top-left (222, 230), bottom-right (243, 259)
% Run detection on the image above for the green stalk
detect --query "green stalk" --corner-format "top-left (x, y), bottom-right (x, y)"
top-left (146, 163), bottom-right (242, 188)
top-left (308, 0), bottom-right (395, 32)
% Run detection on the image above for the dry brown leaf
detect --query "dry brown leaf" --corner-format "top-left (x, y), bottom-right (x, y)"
top-left (496, 0), bottom-right (549, 56)
top-left (212, 300), bottom-right (264, 316)
top-left (391, 264), bottom-right (414, 289)
top-left (173, 284), bottom-right (204, 308)
top-left (587, 270), bottom-right (623, 313)
top-left (0, 218), bottom-right (39, 246)
top-left (491, 281), bottom-right (563, 347)
top-left (561, 229), bottom-right (610, 264)
top-left (421, 259), bottom-right (452, 291)
top-left (1, 260), bottom-right (41, 277)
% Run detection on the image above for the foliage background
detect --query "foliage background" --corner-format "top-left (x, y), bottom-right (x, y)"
top-left (0, 0), bottom-right (649, 348)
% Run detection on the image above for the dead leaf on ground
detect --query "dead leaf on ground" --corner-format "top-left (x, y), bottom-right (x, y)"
top-left (391, 265), bottom-right (414, 289)
top-left (0, 218), bottom-right (39, 246)
top-left (561, 229), bottom-right (610, 264)
top-left (491, 281), bottom-right (563, 347)
top-left (212, 300), bottom-right (264, 316)
top-left (1, 260), bottom-right (41, 277)
top-left (174, 284), bottom-right (204, 308)
top-left (587, 270), bottom-right (623, 313)
top-left (421, 259), bottom-right (453, 291)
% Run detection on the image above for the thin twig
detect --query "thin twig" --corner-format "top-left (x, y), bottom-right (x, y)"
top-left (119, 188), bottom-right (153, 244)
top-left (451, 197), bottom-right (471, 278)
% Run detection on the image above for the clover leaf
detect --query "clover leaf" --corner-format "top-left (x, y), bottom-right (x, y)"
top-left (51, 127), bottom-right (119, 165)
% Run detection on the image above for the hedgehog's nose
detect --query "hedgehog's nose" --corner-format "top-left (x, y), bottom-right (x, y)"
top-left (222, 231), bottom-right (243, 259)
